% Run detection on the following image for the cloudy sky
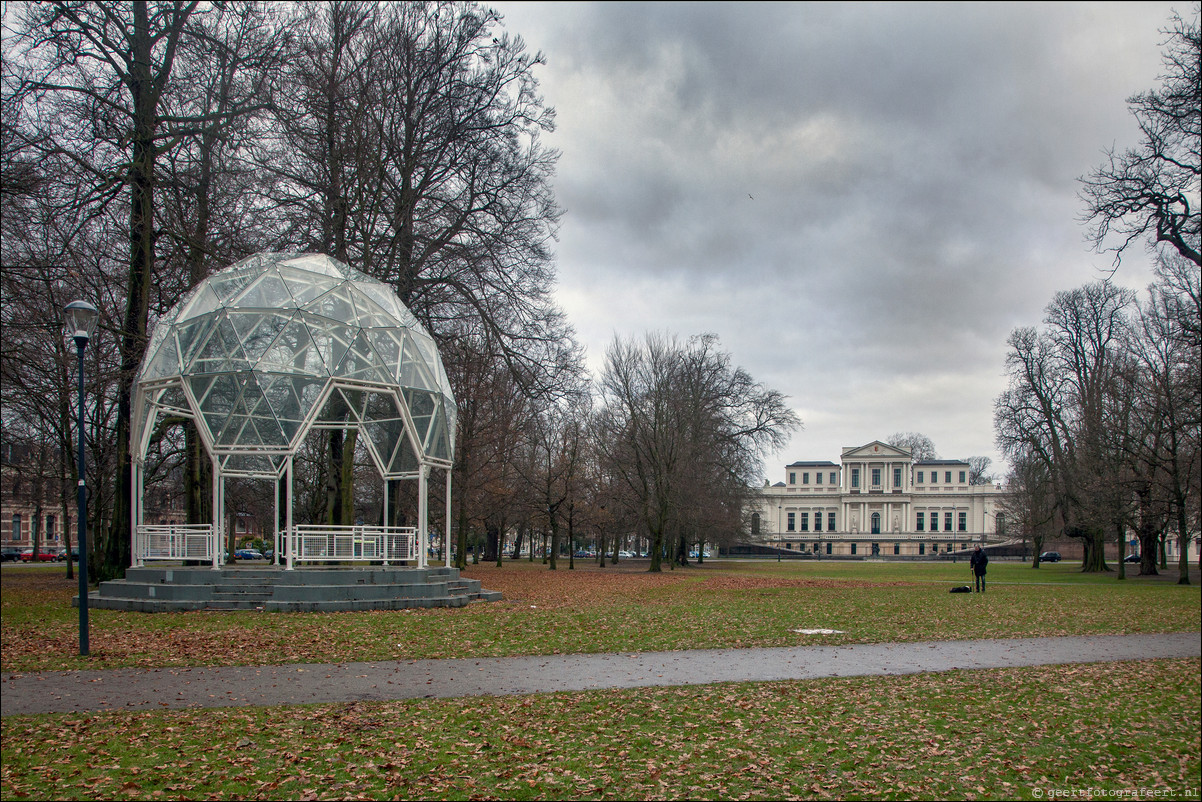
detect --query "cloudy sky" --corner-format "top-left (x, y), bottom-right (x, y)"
top-left (492, 1), bottom-right (1182, 480)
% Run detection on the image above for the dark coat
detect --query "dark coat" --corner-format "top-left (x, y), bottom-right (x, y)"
top-left (970, 549), bottom-right (988, 575)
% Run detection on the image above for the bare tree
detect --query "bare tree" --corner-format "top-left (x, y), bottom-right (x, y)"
top-left (255, 2), bottom-right (569, 525)
top-left (995, 282), bottom-right (1137, 571)
top-left (967, 456), bottom-right (995, 485)
top-left (887, 432), bottom-right (938, 461)
top-left (1131, 262), bottom-right (1201, 583)
top-left (1080, 9), bottom-right (1200, 268)
top-left (998, 449), bottom-right (1058, 567)
top-left (6, 1), bottom-right (289, 579)
top-left (598, 333), bottom-right (799, 573)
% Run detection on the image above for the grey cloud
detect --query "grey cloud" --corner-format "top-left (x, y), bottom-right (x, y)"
top-left (495, 0), bottom-right (1178, 472)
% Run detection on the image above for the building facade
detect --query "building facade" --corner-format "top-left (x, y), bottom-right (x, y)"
top-left (1, 442), bottom-right (71, 553)
top-left (752, 440), bottom-right (1005, 557)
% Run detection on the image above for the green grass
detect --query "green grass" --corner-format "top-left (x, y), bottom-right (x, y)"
top-left (1, 658), bottom-right (1197, 800)
top-left (2, 560), bottom-right (1198, 672)
top-left (2, 560), bottom-right (1198, 801)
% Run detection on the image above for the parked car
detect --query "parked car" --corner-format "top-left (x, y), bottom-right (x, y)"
top-left (1039, 551), bottom-right (1062, 563)
top-left (18, 548), bottom-right (59, 562)
top-left (1124, 553), bottom-right (1140, 563)
top-left (235, 548), bottom-right (264, 560)
top-left (1, 547), bottom-right (22, 562)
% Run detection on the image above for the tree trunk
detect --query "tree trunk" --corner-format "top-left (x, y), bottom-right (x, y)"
top-left (1117, 522), bottom-right (1126, 580)
top-left (455, 490), bottom-right (468, 570)
top-left (510, 524), bottom-right (524, 561)
top-left (339, 428), bottom-right (357, 525)
top-left (1175, 505), bottom-right (1192, 586)
top-left (484, 520), bottom-right (500, 564)
top-left (103, 2), bottom-right (161, 582)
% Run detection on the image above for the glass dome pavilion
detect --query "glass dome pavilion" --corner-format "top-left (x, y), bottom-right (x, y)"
top-left (130, 253), bottom-right (457, 569)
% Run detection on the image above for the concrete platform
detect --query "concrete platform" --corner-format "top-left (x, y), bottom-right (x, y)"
top-left (80, 564), bottom-right (503, 612)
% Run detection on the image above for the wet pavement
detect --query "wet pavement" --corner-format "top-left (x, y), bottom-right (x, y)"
top-left (2, 632), bottom-right (1198, 717)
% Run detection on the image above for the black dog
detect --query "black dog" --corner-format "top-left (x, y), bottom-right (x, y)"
top-left (949, 585), bottom-right (972, 593)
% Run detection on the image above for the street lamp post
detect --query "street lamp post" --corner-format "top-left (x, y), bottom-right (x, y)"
top-left (65, 300), bottom-right (98, 657)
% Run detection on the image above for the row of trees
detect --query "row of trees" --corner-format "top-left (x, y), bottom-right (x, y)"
top-left (995, 10), bottom-right (1200, 581)
top-left (1, 2), bottom-right (797, 579)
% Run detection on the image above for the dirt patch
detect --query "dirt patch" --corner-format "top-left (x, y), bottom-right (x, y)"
top-left (699, 575), bottom-right (919, 591)
top-left (462, 562), bottom-right (692, 608)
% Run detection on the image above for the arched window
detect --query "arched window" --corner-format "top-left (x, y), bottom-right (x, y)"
top-left (871, 512), bottom-right (881, 534)
top-left (751, 513), bottom-right (760, 536)
top-left (995, 513), bottom-right (1006, 536)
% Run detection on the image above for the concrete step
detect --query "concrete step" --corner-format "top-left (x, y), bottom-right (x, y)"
top-left (86, 565), bottom-right (502, 612)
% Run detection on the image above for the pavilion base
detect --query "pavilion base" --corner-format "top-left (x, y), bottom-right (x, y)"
top-left (79, 565), bottom-right (503, 612)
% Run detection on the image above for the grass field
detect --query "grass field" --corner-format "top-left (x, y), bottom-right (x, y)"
top-left (2, 559), bottom-right (1198, 801)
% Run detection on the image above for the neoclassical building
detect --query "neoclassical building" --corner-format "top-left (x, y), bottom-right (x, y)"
top-left (751, 440), bottom-right (1005, 557)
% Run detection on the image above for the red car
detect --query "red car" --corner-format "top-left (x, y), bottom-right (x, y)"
top-left (18, 548), bottom-right (60, 562)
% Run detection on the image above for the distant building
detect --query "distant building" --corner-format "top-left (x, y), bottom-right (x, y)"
top-left (1, 441), bottom-right (70, 551)
top-left (751, 440), bottom-right (1005, 557)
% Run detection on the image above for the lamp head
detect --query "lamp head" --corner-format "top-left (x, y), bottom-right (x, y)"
top-left (64, 300), bottom-right (99, 346)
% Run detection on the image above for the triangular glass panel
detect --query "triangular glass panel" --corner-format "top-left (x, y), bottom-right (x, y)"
top-left (193, 373), bottom-right (241, 440)
top-left (252, 313), bottom-right (324, 376)
top-left (229, 271), bottom-right (296, 310)
top-left (278, 266), bottom-right (334, 308)
top-left (399, 333), bottom-right (437, 390)
top-left (140, 329), bottom-right (181, 381)
top-left (205, 267), bottom-right (257, 303)
top-left (229, 312), bottom-right (276, 359)
top-left (223, 453), bottom-right (277, 476)
top-left (175, 316), bottom-right (218, 374)
top-left (363, 389), bottom-right (403, 423)
top-left (368, 329), bottom-right (404, 381)
top-left (175, 282), bottom-right (224, 324)
top-left (423, 403), bottom-right (446, 453)
top-left (347, 288), bottom-right (395, 329)
top-left (192, 314), bottom-right (251, 373)
top-left (309, 286), bottom-right (357, 327)
top-left (302, 313), bottom-right (354, 375)
top-left (215, 375), bottom-right (266, 446)
top-left (335, 329), bottom-right (389, 384)
top-left (281, 254), bottom-right (343, 278)
top-left (426, 413), bottom-right (450, 461)
top-left (338, 387), bottom-right (367, 422)
top-left (357, 282), bottom-right (406, 322)
top-left (259, 372), bottom-right (308, 426)
top-left (154, 382), bottom-right (193, 417)
top-left (387, 427), bottom-right (420, 475)
top-left (315, 385), bottom-right (353, 424)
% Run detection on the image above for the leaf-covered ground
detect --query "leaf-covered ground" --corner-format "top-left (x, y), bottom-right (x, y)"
top-left (2, 560), bottom-right (1198, 672)
top-left (2, 658), bottom-right (1198, 800)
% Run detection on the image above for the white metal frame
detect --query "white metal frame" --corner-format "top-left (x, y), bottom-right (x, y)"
top-left (131, 378), bottom-right (453, 570)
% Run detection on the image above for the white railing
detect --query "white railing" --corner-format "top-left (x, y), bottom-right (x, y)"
top-left (138, 524), bottom-right (214, 561)
top-left (290, 524), bottom-right (418, 563)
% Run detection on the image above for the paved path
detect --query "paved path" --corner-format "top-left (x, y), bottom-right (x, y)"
top-left (3, 632), bottom-right (1197, 717)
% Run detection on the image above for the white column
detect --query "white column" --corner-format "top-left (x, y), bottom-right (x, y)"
top-left (417, 464), bottom-right (429, 568)
top-left (272, 474), bottom-right (280, 566)
top-left (382, 477), bottom-right (390, 566)
top-left (131, 459), bottom-right (142, 567)
top-left (445, 469), bottom-right (452, 568)
top-left (285, 455), bottom-right (294, 571)
top-left (210, 455), bottom-right (221, 569)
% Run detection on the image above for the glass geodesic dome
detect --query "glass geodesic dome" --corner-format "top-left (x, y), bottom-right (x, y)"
top-left (132, 252), bottom-right (456, 479)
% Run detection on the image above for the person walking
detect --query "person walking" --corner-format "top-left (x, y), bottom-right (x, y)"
top-left (970, 545), bottom-right (988, 593)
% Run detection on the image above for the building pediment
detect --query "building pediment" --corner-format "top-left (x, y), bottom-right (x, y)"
top-left (841, 440), bottom-right (911, 461)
